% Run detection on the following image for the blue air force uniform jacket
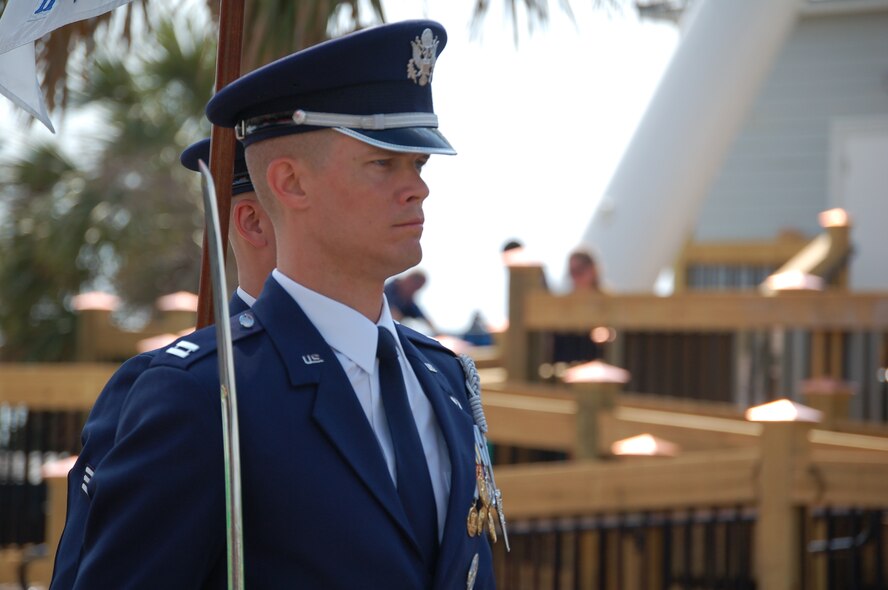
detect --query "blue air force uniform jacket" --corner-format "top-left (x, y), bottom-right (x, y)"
top-left (69, 279), bottom-right (494, 589)
top-left (50, 295), bottom-right (250, 590)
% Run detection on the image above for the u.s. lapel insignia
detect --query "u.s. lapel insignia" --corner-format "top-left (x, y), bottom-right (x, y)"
top-left (407, 28), bottom-right (439, 86)
top-left (301, 354), bottom-right (324, 365)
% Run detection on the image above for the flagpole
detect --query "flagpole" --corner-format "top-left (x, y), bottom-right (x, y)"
top-left (196, 0), bottom-right (245, 330)
top-left (196, 2), bottom-right (246, 589)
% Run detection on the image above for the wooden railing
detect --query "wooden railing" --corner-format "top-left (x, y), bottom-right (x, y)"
top-left (505, 264), bottom-right (888, 420)
top-left (3, 262), bottom-right (888, 588)
top-left (672, 229), bottom-right (810, 292)
top-left (4, 364), bottom-right (887, 589)
top-left (490, 254), bottom-right (888, 588)
top-left (0, 364), bottom-right (119, 587)
top-left (480, 382), bottom-right (888, 589)
top-left (70, 291), bottom-right (197, 362)
top-left (672, 216), bottom-right (851, 293)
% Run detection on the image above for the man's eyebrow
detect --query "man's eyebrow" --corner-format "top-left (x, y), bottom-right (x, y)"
top-left (363, 146), bottom-right (397, 157)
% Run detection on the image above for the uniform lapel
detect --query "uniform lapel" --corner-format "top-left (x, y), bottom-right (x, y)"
top-left (228, 292), bottom-right (249, 315)
top-left (397, 328), bottom-right (477, 585)
top-left (251, 280), bottom-right (419, 553)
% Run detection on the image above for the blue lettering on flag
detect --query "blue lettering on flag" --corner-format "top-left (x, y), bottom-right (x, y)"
top-left (34, 0), bottom-right (57, 15)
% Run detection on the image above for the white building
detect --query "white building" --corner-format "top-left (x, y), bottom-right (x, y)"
top-left (584, 0), bottom-right (888, 292)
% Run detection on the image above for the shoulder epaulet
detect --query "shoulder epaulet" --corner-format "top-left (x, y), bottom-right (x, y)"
top-left (150, 309), bottom-right (264, 370)
top-left (397, 324), bottom-right (457, 357)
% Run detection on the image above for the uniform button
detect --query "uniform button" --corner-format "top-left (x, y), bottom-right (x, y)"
top-left (238, 312), bottom-right (255, 328)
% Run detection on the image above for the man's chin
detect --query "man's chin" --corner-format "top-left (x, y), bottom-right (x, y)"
top-left (389, 248), bottom-right (423, 277)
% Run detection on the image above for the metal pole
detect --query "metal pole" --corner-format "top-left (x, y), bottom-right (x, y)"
top-left (199, 160), bottom-right (245, 590)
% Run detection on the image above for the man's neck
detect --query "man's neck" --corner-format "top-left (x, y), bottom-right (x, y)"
top-left (275, 265), bottom-right (384, 322)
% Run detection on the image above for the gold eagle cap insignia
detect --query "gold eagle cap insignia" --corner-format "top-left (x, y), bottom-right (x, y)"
top-left (407, 28), bottom-right (439, 86)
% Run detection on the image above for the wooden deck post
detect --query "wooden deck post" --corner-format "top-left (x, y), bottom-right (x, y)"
top-left (154, 291), bottom-right (199, 335)
top-left (71, 292), bottom-right (120, 362)
top-left (563, 361), bottom-right (631, 459)
top-left (822, 221), bottom-right (850, 289)
top-left (748, 401), bottom-right (819, 590)
top-left (505, 263), bottom-right (547, 382)
top-left (801, 377), bottom-right (854, 429)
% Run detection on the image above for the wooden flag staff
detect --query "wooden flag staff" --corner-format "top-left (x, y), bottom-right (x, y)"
top-left (196, 0), bottom-right (245, 329)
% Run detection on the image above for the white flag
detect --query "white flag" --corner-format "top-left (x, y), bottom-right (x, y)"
top-left (0, 41), bottom-right (54, 132)
top-left (0, 0), bottom-right (134, 131)
top-left (0, 0), bottom-right (134, 56)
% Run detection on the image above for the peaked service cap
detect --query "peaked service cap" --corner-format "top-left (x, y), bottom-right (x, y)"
top-left (180, 138), bottom-right (254, 196)
top-left (205, 20), bottom-right (455, 155)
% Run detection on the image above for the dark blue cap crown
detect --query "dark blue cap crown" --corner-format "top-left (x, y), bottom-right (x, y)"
top-left (205, 20), bottom-right (455, 154)
top-left (180, 139), bottom-right (254, 196)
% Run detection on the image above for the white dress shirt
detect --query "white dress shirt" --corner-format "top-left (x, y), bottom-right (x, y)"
top-left (235, 286), bottom-right (256, 308)
top-left (272, 269), bottom-right (452, 538)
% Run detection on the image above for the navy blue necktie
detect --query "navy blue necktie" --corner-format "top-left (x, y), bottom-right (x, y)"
top-left (376, 327), bottom-right (439, 568)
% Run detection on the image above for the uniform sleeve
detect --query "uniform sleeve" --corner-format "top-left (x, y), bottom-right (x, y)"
top-left (71, 366), bottom-right (227, 590)
top-left (50, 353), bottom-right (154, 590)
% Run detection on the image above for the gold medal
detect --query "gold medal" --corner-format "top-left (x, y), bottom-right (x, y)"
top-left (476, 466), bottom-right (490, 506)
top-left (477, 505), bottom-right (488, 536)
top-left (487, 507), bottom-right (497, 543)
top-left (467, 505), bottom-right (479, 537)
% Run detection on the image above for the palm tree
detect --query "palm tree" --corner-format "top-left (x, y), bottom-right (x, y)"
top-left (11, 0), bottom-right (386, 113)
top-left (0, 0), bottom-right (615, 361)
top-left (0, 144), bottom-right (89, 360)
top-left (0, 13), bottom-right (217, 360)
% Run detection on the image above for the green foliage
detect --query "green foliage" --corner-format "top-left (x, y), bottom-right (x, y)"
top-left (0, 15), bottom-right (215, 361)
top-left (0, 0), bottom-right (598, 361)
top-left (241, 0), bottom-right (385, 66)
top-left (0, 145), bottom-right (91, 360)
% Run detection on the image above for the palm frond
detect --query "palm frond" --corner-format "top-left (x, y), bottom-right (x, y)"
top-left (239, 0), bottom-right (385, 69)
top-left (31, 1), bottom-right (146, 112)
top-left (472, 0), bottom-right (623, 45)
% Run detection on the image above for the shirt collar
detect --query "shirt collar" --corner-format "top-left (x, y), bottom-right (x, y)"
top-left (236, 286), bottom-right (257, 307)
top-left (272, 269), bottom-right (402, 374)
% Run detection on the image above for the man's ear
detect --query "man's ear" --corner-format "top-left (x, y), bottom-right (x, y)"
top-left (266, 157), bottom-right (309, 210)
top-left (232, 199), bottom-right (270, 248)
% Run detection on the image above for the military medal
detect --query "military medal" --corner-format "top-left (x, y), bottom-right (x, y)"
top-left (478, 504), bottom-right (489, 535)
top-left (475, 464), bottom-right (489, 505)
top-left (459, 354), bottom-right (510, 551)
top-left (486, 507), bottom-right (497, 543)
top-left (466, 505), bottom-right (479, 537)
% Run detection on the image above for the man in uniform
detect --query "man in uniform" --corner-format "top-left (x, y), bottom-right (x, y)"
top-left (50, 139), bottom-right (275, 589)
top-left (70, 20), bottom-right (497, 589)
